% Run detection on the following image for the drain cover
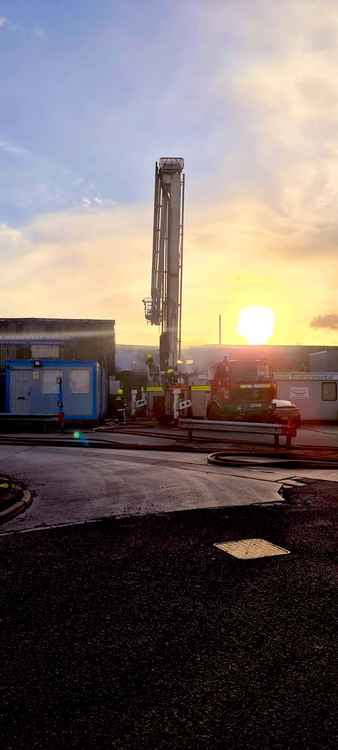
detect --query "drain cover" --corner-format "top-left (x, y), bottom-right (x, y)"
top-left (214, 538), bottom-right (290, 560)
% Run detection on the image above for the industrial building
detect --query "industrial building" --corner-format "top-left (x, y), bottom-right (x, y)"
top-left (0, 318), bottom-right (115, 372)
top-left (116, 344), bottom-right (338, 375)
top-left (0, 318), bottom-right (115, 422)
top-left (309, 350), bottom-right (338, 371)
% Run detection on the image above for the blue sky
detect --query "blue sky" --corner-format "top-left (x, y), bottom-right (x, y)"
top-left (1, 1), bottom-right (338, 345)
top-left (0, 0), bottom-right (246, 223)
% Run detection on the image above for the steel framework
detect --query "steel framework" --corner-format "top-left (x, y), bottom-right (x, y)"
top-left (143, 157), bottom-right (185, 369)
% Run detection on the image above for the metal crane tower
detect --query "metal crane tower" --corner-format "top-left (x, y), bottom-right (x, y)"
top-left (143, 157), bottom-right (185, 372)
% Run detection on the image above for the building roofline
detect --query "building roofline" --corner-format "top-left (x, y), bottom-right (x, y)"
top-left (0, 317), bottom-right (115, 324)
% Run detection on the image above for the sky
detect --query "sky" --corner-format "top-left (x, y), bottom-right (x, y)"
top-left (1, 0), bottom-right (338, 346)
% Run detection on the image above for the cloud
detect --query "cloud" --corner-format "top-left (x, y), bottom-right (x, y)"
top-left (197, 0), bottom-right (338, 259)
top-left (34, 27), bottom-right (47, 41)
top-left (80, 195), bottom-right (115, 210)
top-left (0, 17), bottom-right (21, 33)
top-left (0, 207), bottom-right (154, 341)
top-left (311, 314), bottom-right (338, 330)
top-left (0, 16), bottom-right (46, 38)
top-left (0, 137), bottom-right (117, 220)
top-left (2, 1), bottom-right (338, 344)
top-left (0, 197), bottom-right (335, 346)
top-left (0, 139), bottom-right (30, 157)
top-left (0, 223), bottom-right (24, 253)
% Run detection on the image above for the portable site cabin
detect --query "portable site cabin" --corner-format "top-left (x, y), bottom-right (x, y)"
top-left (4, 360), bottom-right (107, 423)
top-left (275, 372), bottom-right (338, 421)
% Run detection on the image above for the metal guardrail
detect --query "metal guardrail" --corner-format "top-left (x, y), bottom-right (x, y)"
top-left (178, 418), bottom-right (294, 448)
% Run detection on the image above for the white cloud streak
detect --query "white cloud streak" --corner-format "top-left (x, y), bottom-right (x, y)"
top-left (34, 26), bottom-right (47, 40)
top-left (0, 139), bottom-right (30, 157)
top-left (0, 15), bottom-right (46, 38)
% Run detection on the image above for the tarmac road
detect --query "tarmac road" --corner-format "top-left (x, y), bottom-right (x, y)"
top-left (1, 482), bottom-right (338, 750)
top-left (1, 444), bottom-right (338, 534)
top-left (0, 445), bottom-right (284, 532)
top-left (1, 439), bottom-right (338, 749)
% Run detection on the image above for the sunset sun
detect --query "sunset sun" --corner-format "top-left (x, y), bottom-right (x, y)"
top-left (237, 306), bottom-right (275, 345)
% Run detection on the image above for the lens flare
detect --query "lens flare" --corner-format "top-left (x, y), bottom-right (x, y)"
top-left (237, 306), bottom-right (275, 345)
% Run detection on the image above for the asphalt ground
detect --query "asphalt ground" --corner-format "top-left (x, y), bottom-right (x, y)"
top-left (0, 477), bottom-right (22, 513)
top-left (1, 480), bottom-right (337, 749)
top-left (0, 420), bottom-right (338, 459)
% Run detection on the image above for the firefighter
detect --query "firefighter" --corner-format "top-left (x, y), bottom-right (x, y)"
top-left (146, 352), bottom-right (154, 376)
top-left (214, 356), bottom-right (230, 387)
top-left (57, 376), bottom-right (65, 433)
top-left (114, 389), bottom-right (126, 425)
top-left (166, 367), bottom-right (176, 385)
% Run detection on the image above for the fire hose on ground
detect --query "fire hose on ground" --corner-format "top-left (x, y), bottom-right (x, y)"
top-left (207, 451), bottom-right (338, 470)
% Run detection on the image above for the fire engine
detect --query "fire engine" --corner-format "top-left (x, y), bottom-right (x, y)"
top-left (207, 356), bottom-right (301, 433)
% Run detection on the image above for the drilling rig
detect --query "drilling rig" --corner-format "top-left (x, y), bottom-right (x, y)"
top-left (143, 158), bottom-right (186, 419)
top-left (144, 157), bottom-right (185, 369)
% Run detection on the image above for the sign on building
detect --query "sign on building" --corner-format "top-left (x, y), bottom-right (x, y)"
top-left (290, 386), bottom-right (310, 400)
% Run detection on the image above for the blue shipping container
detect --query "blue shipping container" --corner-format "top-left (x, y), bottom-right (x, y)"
top-left (5, 360), bottom-right (104, 422)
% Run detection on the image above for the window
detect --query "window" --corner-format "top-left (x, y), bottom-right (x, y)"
top-left (70, 369), bottom-right (90, 394)
top-left (42, 370), bottom-right (63, 394)
top-left (321, 382), bottom-right (337, 401)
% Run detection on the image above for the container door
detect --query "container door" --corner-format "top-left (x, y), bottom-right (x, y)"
top-left (11, 370), bottom-right (32, 414)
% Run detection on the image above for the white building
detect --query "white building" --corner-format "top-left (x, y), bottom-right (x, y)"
top-left (276, 372), bottom-right (338, 421)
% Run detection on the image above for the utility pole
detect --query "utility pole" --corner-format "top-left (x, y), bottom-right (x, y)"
top-left (219, 314), bottom-right (222, 346)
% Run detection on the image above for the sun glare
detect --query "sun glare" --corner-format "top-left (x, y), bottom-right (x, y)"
top-left (237, 306), bottom-right (275, 345)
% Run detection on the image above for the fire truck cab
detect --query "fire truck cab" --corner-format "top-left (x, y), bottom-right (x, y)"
top-left (207, 357), bottom-right (301, 433)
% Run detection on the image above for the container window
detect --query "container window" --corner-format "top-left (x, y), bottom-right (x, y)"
top-left (321, 382), bottom-right (337, 401)
top-left (42, 370), bottom-right (63, 394)
top-left (70, 369), bottom-right (90, 394)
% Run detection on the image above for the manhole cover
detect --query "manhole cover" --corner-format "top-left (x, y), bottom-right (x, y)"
top-left (214, 538), bottom-right (290, 560)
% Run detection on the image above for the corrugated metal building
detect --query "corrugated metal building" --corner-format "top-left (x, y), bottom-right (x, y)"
top-left (309, 350), bottom-right (338, 371)
top-left (0, 318), bottom-right (115, 419)
top-left (0, 318), bottom-right (115, 373)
